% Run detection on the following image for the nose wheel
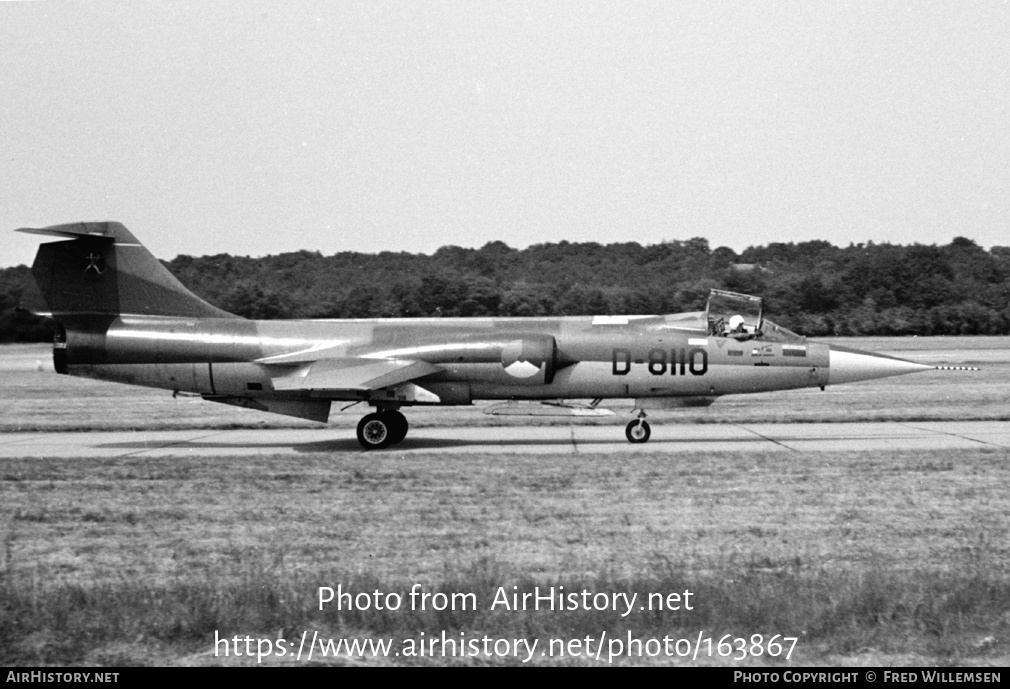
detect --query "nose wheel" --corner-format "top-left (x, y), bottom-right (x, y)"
top-left (625, 418), bottom-right (651, 443)
top-left (356, 410), bottom-right (409, 450)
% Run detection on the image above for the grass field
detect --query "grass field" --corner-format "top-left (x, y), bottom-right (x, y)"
top-left (1, 338), bottom-right (1009, 666)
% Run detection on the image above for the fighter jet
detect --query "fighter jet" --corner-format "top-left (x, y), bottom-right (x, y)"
top-left (16, 222), bottom-right (944, 449)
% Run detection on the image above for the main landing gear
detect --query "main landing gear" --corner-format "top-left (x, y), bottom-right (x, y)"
top-left (356, 409), bottom-right (409, 450)
top-left (625, 412), bottom-right (651, 444)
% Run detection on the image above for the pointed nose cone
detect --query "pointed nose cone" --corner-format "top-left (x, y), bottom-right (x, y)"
top-left (828, 345), bottom-right (933, 385)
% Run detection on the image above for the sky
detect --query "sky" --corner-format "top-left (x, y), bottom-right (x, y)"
top-left (2, 1), bottom-right (1008, 267)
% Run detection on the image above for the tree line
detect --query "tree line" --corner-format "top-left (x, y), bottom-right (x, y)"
top-left (3, 236), bottom-right (1009, 342)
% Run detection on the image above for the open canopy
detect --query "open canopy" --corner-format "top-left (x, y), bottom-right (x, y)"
top-left (706, 289), bottom-right (763, 338)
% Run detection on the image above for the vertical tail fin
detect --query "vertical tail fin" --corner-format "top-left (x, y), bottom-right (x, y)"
top-left (16, 222), bottom-right (237, 319)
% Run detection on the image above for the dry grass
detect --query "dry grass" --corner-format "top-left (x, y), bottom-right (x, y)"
top-left (2, 448), bottom-right (1009, 665)
top-left (3, 450), bottom-right (1009, 585)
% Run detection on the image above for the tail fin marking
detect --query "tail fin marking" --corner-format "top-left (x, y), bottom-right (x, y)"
top-left (17, 222), bottom-right (237, 320)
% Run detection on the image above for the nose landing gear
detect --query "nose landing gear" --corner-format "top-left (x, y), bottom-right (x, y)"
top-left (625, 411), bottom-right (651, 444)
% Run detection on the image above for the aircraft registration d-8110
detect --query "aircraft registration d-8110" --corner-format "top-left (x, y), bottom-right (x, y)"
top-left (17, 222), bottom-right (943, 449)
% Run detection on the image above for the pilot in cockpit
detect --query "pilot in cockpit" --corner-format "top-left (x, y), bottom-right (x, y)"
top-left (725, 314), bottom-right (753, 340)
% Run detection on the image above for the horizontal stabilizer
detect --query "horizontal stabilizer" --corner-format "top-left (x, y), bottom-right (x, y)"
top-left (16, 223), bottom-right (119, 240)
top-left (272, 358), bottom-right (442, 392)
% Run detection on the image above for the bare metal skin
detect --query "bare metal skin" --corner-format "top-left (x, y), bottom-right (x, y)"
top-left (17, 222), bottom-right (933, 448)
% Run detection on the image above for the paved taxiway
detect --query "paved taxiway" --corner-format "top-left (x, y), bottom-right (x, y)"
top-left (0, 421), bottom-right (1007, 457)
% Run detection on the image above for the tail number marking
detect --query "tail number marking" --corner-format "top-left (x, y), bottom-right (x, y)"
top-left (613, 348), bottom-right (708, 376)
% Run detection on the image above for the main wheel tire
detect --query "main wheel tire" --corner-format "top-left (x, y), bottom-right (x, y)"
top-left (383, 410), bottom-right (409, 445)
top-left (625, 419), bottom-right (651, 444)
top-left (357, 413), bottom-right (393, 450)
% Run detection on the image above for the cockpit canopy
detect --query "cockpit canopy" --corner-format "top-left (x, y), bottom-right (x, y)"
top-left (706, 289), bottom-right (763, 339)
top-left (705, 289), bottom-right (805, 343)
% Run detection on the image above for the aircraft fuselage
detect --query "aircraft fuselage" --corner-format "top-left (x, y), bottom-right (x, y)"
top-left (57, 313), bottom-right (830, 406)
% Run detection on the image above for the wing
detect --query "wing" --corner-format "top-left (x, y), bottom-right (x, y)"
top-left (270, 357), bottom-right (444, 401)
